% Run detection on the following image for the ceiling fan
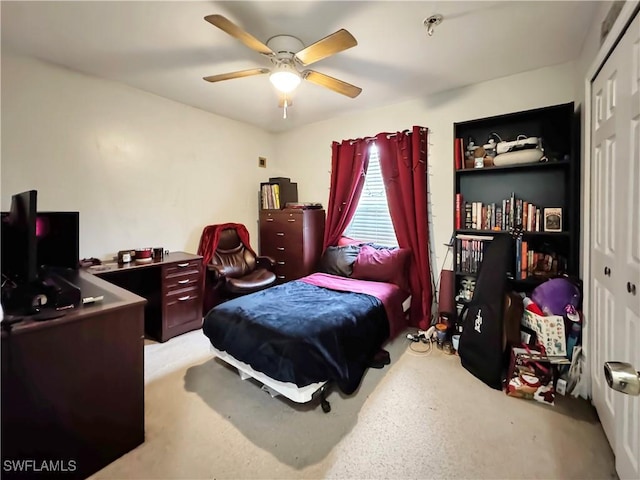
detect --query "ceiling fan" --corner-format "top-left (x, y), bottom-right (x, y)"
top-left (202, 14), bottom-right (362, 111)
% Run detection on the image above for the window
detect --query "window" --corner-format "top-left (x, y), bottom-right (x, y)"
top-left (343, 144), bottom-right (398, 247)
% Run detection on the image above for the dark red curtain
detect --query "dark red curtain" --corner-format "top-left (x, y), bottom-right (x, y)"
top-left (376, 126), bottom-right (433, 329)
top-left (323, 139), bottom-right (371, 249)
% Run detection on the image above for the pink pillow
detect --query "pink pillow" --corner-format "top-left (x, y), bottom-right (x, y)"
top-left (351, 245), bottom-right (411, 292)
top-left (337, 236), bottom-right (361, 246)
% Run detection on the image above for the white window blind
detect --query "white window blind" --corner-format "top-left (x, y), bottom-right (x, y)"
top-left (344, 145), bottom-right (398, 247)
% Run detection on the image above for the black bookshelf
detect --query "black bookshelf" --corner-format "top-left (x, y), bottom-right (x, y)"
top-left (452, 102), bottom-right (580, 315)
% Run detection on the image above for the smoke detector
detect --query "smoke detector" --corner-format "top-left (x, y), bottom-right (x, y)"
top-left (423, 14), bottom-right (443, 37)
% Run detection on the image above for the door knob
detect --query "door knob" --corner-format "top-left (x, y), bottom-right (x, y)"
top-left (604, 361), bottom-right (640, 396)
top-left (604, 266), bottom-right (611, 276)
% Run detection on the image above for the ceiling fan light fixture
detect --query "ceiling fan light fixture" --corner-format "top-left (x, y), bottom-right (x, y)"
top-left (203, 15), bottom-right (362, 100)
top-left (269, 69), bottom-right (301, 93)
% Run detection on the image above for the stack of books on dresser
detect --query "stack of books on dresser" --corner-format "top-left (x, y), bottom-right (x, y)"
top-left (260, 177), bottom-right (298, 210)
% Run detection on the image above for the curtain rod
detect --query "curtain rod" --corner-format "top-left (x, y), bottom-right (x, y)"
top-left (347, 128), bottom-right (427, 144)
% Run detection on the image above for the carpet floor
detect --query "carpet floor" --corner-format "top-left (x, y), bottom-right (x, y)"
top-left (91, 329), bottom-right (617, 479)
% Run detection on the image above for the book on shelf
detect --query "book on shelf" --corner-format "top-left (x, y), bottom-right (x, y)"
top-left (261, 177), bottom-right (298, 210)
top-left (464, 203), bottom-right (473, 229)
top-left (515, 236), bottom-right (521, 279)
top-left (260, 183), bottom-right (281, 209)
top-left (454, 138), bottom-right (465, 170)
top-left (459, 193), bottom-right (545, 232)
top-left (521, 240), bottom-right (528, 280)
top-left (455, 193), bottom-right (463, 229)
top-left (455, 233), bottom-right (494, 274)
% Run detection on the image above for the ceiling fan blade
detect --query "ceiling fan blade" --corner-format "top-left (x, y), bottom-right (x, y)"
top-left (295, 29), bottom-right (357, 66)
top-left (203, 68), bottom-right (270, 83)
top-left (204, 14), bottom-right (274, 56)
top-left (303, 70), bottom-right (362, 98)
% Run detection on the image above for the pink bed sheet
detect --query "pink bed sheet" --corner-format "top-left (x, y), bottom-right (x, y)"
top-left (299, 273), bottom-right (408, 338)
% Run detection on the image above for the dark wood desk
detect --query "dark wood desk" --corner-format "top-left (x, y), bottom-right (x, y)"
top-left (1, 270), bottom-right (146, 479)
top-left (89, 251), bottom-right (204, 342)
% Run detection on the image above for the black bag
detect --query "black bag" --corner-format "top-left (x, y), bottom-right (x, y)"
top-left (458, 235), bottom-right (512, 390)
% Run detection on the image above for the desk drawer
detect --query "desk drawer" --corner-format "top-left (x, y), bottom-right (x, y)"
top-left (164, 287), bottom-right (201, 329)
top-left (163, 260), bottom-right (202, 292)
top-left (164, 272), bottom-right (201, 291)
top-left (164, 260), bottom-right (202, 279)
top-left (161, 259), bottom-right (204, 336)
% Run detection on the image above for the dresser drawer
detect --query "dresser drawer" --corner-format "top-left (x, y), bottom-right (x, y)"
top-left (261, 244), bottom-right (304, 261)
top-left (260, 222), bottom-right (303, 243)
top-left (274, 263), bottom-right (304, 283)
top-left (260, 210), bottom-right (303, 222)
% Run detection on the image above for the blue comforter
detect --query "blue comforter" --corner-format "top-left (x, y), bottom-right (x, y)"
top-left (202, 279), bottom-right (389, 394)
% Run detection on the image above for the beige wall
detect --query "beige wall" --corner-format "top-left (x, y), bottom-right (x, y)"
top-left (3, 15), bottom-right (613, 272)
top-left (1, 53), bottom-right (276, 260)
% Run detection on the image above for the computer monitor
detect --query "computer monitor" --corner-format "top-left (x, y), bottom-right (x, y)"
top-left (36, 212), bottom-right (80, 271)
top-left (1, 190), bottom-right (38, 285)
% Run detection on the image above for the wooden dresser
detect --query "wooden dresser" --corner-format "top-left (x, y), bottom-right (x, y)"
top-left (91, 252), bottom-right (203, 342)
top-left (259, 209), bottom-right (325, 283)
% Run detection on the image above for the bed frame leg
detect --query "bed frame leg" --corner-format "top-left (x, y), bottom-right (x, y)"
top-left (319, 383), bottom-right (332, 413)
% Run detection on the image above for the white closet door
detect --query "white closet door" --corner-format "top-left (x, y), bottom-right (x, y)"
top-left (591, 23), bottom-right (622, 451)
top-left (617, 11), bottom-right (640, 480)
top-left (591, 10), bottom-right (640, 480)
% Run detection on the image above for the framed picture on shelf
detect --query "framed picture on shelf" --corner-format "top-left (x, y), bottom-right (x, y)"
top-left (543, 208), bottom-right (563, 232)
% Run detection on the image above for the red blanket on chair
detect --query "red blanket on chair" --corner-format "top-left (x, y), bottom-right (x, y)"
top-left (197, 223), bottom-right (255, 266)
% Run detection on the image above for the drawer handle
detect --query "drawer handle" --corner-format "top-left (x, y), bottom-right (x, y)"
top-left (287, 219), bottom-right (296, 222)
top-left (276, 275), bottom-right (286, 279)
top-left (177, 263), bottom-right (189, 267)
top-left (277, 247), bottom-right (285, 251)
top-left (266, 218), bottom-right (274, 222)
top-left (178, 279), bottom-right (190, 284)
top-left (178, 295), bottom-right (191, 301)
top-left (276, 232), bottom-right (285, 236)
top-left (277, 261), bottom-right (285, 265)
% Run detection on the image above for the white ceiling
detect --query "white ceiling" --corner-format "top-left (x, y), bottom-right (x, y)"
top-left (1, 1), bottom-right (599, 133)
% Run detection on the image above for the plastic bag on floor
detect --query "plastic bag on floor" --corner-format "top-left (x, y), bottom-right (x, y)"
top-left (567, 345), bottom-right (590, 399)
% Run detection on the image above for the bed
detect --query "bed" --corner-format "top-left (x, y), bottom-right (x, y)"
top-left (202, 260), bottom-right (411, 412)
